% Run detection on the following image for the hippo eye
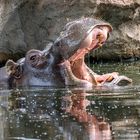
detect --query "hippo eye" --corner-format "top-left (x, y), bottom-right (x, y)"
top-left (30, 55), bottom-right (37, 61)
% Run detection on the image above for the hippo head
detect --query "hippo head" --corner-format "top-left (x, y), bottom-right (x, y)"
top-left (53, 18), bottom-right (112, 61)
top-left (5, 49), bottom-right (55, 87)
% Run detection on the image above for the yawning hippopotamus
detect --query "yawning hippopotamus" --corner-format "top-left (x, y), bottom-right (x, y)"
top-left (4, 18), bottom-right (132, 88)
top-left (52, 18), bottom-right (132, 86)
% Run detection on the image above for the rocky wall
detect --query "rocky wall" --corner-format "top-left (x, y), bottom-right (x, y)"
top-left (0, 0), bottom-right (139, 64)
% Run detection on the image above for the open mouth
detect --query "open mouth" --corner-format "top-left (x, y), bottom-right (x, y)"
top-left (68, 38), bottom-right (104, 63)
top-left (68, 26), bottom-right (111, 63)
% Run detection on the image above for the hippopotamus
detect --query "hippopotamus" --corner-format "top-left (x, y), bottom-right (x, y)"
top-left (5, 48), bottom-right (93, 88)
top-left (51, 18), bottom-right (132, 86)
top-left (4, 17), bottom-right (132, 88)
top-left (5, 49), bottom-right (68, 87)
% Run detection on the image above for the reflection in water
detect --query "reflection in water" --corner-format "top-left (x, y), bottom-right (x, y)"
top-left (0, 86), bottom-right (139, 140)
top-left (63, 91), bottom-right (111, 140)
top-left (5, 89), bottom-right (112, 140)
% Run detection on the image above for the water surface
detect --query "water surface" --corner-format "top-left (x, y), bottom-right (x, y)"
top-left (0, 61), bottom-right (140, 140)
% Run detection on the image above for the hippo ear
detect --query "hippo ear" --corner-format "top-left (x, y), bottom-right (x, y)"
top-left (6, 60), bottom-right (23, 79)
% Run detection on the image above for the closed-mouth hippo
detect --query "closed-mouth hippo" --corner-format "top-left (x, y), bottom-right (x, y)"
top-left (5, 49), bottom-right (66, 87)
top-left (52, 17), bottom-right (132, 86)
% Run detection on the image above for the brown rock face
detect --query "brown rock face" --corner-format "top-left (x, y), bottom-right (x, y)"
top-left (0, 0), bottom-right (139, 64)
top-left (92, 0), bottom-right (140, 61)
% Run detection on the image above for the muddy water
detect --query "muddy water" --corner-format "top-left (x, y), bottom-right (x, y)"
top-left (0, 61), bottom-right (140, 140)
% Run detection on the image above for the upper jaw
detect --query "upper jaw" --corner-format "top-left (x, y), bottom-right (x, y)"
top-left (68, 27), bottom-right (110, 62)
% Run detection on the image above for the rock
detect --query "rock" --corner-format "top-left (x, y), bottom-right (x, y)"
top-left (0, 0), bottom-right (139, 64)
top-left (0, 0), bottom-right (27, 63)
top-left (92, 0), bottom-right (140, 61)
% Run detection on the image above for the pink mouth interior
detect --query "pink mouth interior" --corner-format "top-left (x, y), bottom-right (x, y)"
top-left (68, 26), bottom-right (110, 62)
top-left (68, 39), bottom-right (101, 62)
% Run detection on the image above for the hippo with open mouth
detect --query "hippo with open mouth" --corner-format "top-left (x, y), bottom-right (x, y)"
top-left (4, 18), bottom-right (132, 88)
top-left (52, 17), bottom-right (132, 87)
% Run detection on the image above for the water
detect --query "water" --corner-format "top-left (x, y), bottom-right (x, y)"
top-left (0, 61), bottom-right (140, 140)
